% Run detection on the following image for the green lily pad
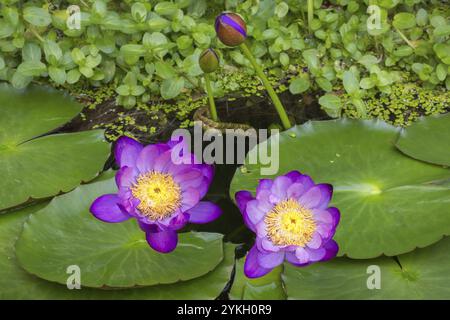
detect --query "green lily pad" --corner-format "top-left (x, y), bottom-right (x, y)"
top-left (0, 205), bottom-right (235, 299)
top-left (0, 85), bottom-right (110, 211)
top-left (229, 256), bottom-right (286, 300)
top-left (230, 119), bottom-right (450, 258)
top-left (283, 237), bottom-right (450, 299)
top-left (16, 178), bottom-right (225, 288)
top-left (396, 113), bottom-right (450, 167)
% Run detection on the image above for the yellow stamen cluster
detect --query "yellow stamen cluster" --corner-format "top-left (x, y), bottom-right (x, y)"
top-left (131, 171), bottom-right (181, 220)
top-left (265, 198), bottom-right (316, 247)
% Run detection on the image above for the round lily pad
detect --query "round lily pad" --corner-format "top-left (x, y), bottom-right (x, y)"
top-left (0, 204), bottom-right (235, 299)
top-left (0, 85), bottom-right (110, 211)
top-left (229, 257), bottom-right (286, 300)
top-left (230, 119), bottom-right (450, 258)
top-left (283, 237), bottom-right (450, 299)
top-left (396, 113), bottom-right (450, 167)
top-left (16, 178), bottom-right (225, 288)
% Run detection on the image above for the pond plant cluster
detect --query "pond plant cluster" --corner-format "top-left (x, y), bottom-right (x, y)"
top-left (0, 0), bottom-right (449, 300)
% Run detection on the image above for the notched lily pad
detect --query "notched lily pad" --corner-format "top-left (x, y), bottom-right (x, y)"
top-left (15, 178), bottom-right (225, 288)
top-left (0, 85), bottom-right (110, 211)
top-left (283, 237), bottom-right (450, 300)
top-left (230, 119), bottom-right (450, 258)
top-left (396, 113), bottom-right (450, 167)
top-left (0, 204), bottom-right (235, 299)
top-left (229, 256), bottom-right (286, 300)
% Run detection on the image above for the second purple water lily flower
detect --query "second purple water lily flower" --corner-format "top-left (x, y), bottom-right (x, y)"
top-left (235, 171), bottom-right (340, 278)
top-left (90, 136), bottom-right (222, 253)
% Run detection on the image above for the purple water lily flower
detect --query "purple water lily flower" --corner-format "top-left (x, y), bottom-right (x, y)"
top-left (90, 136), bottom-right (222, 253)
top-left (235, 171), bottom-right (340, 278)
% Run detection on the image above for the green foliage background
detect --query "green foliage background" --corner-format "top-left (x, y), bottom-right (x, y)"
top-left (0, 0), bottom-right (449, 115)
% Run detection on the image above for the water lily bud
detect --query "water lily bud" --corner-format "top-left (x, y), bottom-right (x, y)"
top-left (199, 48), bottom-right (220, 73)
top-left (215, 12), bottom-right (247, 47)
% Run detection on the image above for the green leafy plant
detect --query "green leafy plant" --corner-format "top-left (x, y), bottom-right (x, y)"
top-left (0, 0), bottom-right (447, 117)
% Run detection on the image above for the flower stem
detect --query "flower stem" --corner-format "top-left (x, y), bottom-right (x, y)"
top-left (204, 74), bottom-right (218, 122)
top-left (30, 28), bottom-right (44, 42)
top-left (395, 28), bottom-right (416, 49)
top-left (307, 0), bottom-right (314, 33)
top-left (240, 42), bottom-right (292, 130)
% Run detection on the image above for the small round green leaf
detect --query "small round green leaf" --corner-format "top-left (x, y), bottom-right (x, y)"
top-left (393, 13), bottom-right (416, 30)
top-left (23, 7), bottom-right (52, 27)
top-left (318, 94), bottom-right (342, 118)
top-left (289, 77), bottom-right (310, 95)
top-left (396, 113), bottom-right (450, 167)
top-left (161, 77), bottom-right (184, 100)
top-left (16, 178), bottom-right (225, 288)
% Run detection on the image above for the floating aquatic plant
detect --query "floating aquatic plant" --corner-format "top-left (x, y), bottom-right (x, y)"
top-left (235, 171), bottom-right (340, 278)
top-left (90, 136), bottom-right (222, 253)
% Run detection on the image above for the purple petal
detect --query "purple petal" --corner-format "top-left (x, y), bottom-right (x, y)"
top-left (218, 14), bottom-right (247, 37)
top-left (256, 236), bottom-right (280, 253)
top-left (306, 232), bottom-right (322, 249)
top-left (321, 239), bottom-right (339, 261)
top-left (114, 136), bottom-right (143, 168)
top-left (153, 150), bottom-right (173, 173)
top-left (285, 171), bottom-right (302, 182)
top-left (316, 223), bottom-right (335, 242)
top-left (235, 191), bottom-right (258, 232)
top-left (255, 220), bottom-right (267, 237)
top-left (257, 250), bottom-right (285, 269)
top-left (299, 184), bottom-right (333, 209)
top-left (256, 179), bottom-right (273, 196)
top-left (174, 168), bottom-right (203, 189)
top-left (295, 247), bottom-right (310, 264)
top-left (257, 198), bottom-right (273, 212)
top-left (166, 162), bottom-right (192, 176)
top-left (328, 207), bottom-right (341, 226)
top-left (246, 200), bottom-right (266, 225)
top-left (169, 212), bottom-right (189, 230)
top-left (117, 192), bottom-right (139, 216)
top-left (297, 174), bottom-right (315, 190)
top-left (256, 189), bottom-right (272, 202)
top-left (244, 245), bottom-right (272, 278)
top-left (196, 177), bottom-right (211, 199)
top-left (286, 182), bottom-right (307, 199)
top-left (115, 166), bottom-right (137, 189)
top-left (270, 176), bottom-right (291, 200)
top-left (285, 252), bottom-right (311, 267)
top-left (305, 247), bottom-right (327, 262)
top-left (90, 194), bottom-right (130, 223)
top-left (146, 228), bottom-right (178, 253)
top-left (235, 190), bottom-right (253, 213)
top-left (197, 164), bottom-right (214, 183)
top-left (187, 201), bottom-right (222, 224)
top-left (314, 209), bottom-right (333, 224)
top-left (136, 144), bottom-right (169, 173)
top-left (180, 188), bottom-right (200, 211)
top-left (138, 221), bottom-right (158, 233)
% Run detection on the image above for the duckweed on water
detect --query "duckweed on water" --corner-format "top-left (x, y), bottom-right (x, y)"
top-left (343, 83), bottom-right (450, 127)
